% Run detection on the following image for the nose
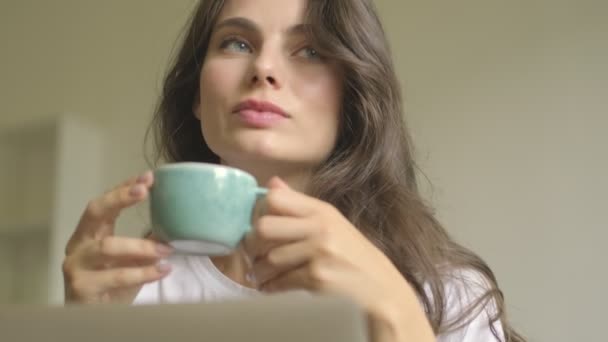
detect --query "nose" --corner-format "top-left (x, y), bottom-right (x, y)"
top-left (251, 74), bottom-right (279, 88)
top-left (249, 47), bottom-right (282, 89)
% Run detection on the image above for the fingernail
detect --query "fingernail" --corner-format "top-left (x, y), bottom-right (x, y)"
top-left (129, 184), bottom-right (145, 197)
top-left (156, 243), bottom-right (173, 256)
top-left (137, 171), bottom-right (152, 183)
top-left (156, 259), bottom-right (172, 273)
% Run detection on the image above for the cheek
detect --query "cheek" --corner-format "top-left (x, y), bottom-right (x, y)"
top-left (298, 72), bottom-right (342, 113)
top-left (296, 70), bottom-right (343, 138)
top-left (199, 59), bottom-right (244, 114)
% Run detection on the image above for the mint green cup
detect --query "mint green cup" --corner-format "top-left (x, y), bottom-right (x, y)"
top-left (150, 162), bottom-right (267, 255)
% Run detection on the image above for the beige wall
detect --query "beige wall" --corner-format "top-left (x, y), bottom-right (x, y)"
top-left (376, 1), bottom-right (607, 341)
top-left (0, 0), bottom-right (196, 234)
top-left (1, 1), bottom-right (606, 341)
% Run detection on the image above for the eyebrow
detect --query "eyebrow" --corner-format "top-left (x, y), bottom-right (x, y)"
top-left (214, 17), bottom-right (312, 36)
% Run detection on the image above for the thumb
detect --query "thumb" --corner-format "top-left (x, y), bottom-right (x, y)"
top-left (267, 176), bottom-right (290, 189)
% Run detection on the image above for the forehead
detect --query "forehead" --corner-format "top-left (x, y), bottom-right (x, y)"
top-left (217, 0), bottom-right (309, 28)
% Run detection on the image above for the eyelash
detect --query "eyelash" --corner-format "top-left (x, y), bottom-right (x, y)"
top-left (219, 36), bottom-right (252, 53)
top-left (219, 36), bottom-right (323, 61)
top-left (296, 46), bottom-right (322, 60)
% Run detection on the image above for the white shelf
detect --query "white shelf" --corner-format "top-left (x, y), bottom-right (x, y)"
top-left (0, 115), bottom-right (103, 305)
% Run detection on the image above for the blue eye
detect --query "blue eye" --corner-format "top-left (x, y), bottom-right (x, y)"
top-left (297, 47), bottom-right (322, 60)
top-left (220, 38), bottom-right (252, 53)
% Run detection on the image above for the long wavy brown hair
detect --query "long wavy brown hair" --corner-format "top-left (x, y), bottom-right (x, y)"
top-left (146, 0), bottom-right (525, 340)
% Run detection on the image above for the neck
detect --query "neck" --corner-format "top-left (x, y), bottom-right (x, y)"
top-left (220, 158), bottom-right (314, 193)
top-left (210, 250), bottom-right (256, 288)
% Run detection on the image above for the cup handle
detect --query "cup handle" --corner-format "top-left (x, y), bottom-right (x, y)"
top-left (249, 187), bottom-right (268, 231)
top-left (255, 187), bottom-right (268, 197)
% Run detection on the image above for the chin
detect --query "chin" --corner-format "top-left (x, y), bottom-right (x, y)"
top-left (208, 132), bottom-right (330, 170)
top-left (209, 136), bottom-right (281, 165)
top-left (232, 131), bottom-right (286, 158)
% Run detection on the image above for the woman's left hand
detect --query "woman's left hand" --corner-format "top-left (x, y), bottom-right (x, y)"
top-left (242, 177), bottom-right (435, 342)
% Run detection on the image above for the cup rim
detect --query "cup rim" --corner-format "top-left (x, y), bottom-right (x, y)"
top-left (155, 162), bottom-right (257, 183)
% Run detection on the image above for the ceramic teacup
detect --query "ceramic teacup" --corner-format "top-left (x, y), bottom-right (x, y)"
top-left (150, 162), bottom-right (267, 255)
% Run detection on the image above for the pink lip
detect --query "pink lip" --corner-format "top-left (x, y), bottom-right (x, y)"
top-left (232, 99), bottom-right (289, 128)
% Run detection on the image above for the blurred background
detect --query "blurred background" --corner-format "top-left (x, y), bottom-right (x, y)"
top-left (0, 0), bottom-right (606, 341)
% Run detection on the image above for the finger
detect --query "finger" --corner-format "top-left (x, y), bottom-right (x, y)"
top-left (145, 232), bottom-right (162, 242)
top-left (263, 180), bottom-right (328, 218)
top-left (242, 216), bottom-right (314, 260)
top-left (91, 262), bottom-right (172, 291)
top-left (267, 176), bottom-right (290, 189)
top-left (111, 170), bottom-right (154, 191)
top-left (66, 172), bottom-right (155, 255)
top-left (252, 240), bottom-right (313, 284)
top-left (78, 182), bottom-right (150, 235)
top-left (87, 170), bottom-right (154, 224)
top-left (260, 261), bottom-right (327, 293)
top-left (84, 236), bottom-right (173, 267)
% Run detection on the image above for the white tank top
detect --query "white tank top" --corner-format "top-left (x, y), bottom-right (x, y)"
top-left (134, 254), bottom-right (260, 304)
top-left (133, 254), bottom-right (505, 342)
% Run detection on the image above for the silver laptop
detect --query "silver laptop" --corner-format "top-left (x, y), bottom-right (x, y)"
top-left (0, 294), bottom-right (368, 342)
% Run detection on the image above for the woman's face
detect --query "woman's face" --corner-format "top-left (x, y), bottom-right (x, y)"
top-left (195, 0), bottom-right (343, 170)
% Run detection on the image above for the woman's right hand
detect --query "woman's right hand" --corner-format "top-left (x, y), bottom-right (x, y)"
top-left (62, 171), bottom-right (173, 304)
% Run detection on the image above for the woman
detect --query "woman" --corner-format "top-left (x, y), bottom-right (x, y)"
top-left (62, 0), bottom-right (525, 341)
